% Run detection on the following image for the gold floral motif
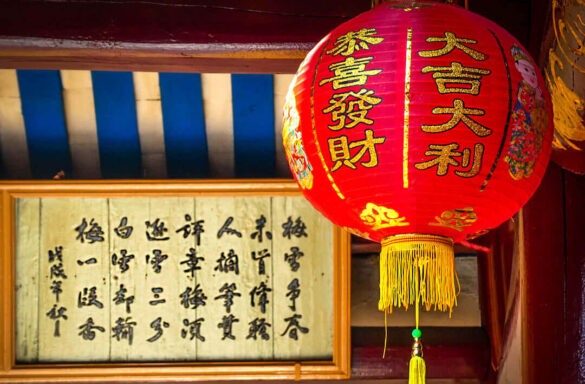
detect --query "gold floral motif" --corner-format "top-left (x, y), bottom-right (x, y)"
top-left (360, 203), bottom-right (409, 230)
top-left (552, 0), bottom-right (585, 73)
top-left (547, 0), bottom-right (585, 150)
top-left (429, 207), bottom-right (477, 232)
top-left (546, 50), bottom-right (585, 150)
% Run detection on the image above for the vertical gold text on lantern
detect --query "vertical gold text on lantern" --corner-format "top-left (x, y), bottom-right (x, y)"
top-left (403, 27), bottom-right (413, 189)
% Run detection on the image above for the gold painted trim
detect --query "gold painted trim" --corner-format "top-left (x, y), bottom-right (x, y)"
top-left (552, 0), bottom-right (585, 74)
top-left (310, 39), bottom-right (346, 200)
top-left (403, 28), bottom-right (413, 189)
top-left (381, 233), bottom-right (454, 246)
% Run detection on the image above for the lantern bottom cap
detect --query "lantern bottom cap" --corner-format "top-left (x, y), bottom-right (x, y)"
top-left (381, 233), bottom-right (454, 246)
top-left (378, 233), bottom-right (459, 315)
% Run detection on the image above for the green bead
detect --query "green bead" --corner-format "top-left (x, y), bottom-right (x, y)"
top-left (412, 328), bottom-right (422, 338)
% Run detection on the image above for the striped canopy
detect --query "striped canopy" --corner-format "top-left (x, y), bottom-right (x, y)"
top-left (0, 70), bottom-right (294, 179)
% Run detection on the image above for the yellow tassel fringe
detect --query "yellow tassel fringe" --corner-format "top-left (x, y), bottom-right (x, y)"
top-left (409, 356), bottom-right (426, 384)
top-left (378, 234), bottom-right (459, 315)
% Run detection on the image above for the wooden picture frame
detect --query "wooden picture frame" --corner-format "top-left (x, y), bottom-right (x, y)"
top-left (0, 180), bottom-right (351, 382)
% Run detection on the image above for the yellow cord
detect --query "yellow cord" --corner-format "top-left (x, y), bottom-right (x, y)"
top-left (415, 254), bottom-right (420, 330)
top-left (383, 311), bottom-right (388, 358)
top-left (410, 256), bottom-right (425, 384)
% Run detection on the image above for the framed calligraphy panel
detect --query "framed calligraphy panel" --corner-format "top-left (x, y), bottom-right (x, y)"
top-left (0, 180), bottom-right (350, 382)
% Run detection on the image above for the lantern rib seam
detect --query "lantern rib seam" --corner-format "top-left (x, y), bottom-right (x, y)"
top-left (309, 37), bottom-right (346, 200)
top-left (481, 29), bottom-right (513, 191)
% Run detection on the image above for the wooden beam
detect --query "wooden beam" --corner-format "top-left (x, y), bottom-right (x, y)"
top-left (475, 221), bottom-right (515, 373)
top-left (561, 170), bottom-right (585, 382)
top-left (0, 1), bottom-right (371, 73)
top-left (521, 163), bottom-right (566, 384)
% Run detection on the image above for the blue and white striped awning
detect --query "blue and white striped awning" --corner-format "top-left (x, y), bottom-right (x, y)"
top-left (0, 70), bottom-right (294, 179)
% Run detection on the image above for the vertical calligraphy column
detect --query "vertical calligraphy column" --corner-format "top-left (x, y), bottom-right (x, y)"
top-left (117, 197), bottom-right (195, 361)
top-left (196, 197), bottom-right (274, 360)
top-left (175, 197), bottom-right (200, 359)
top-left (15, 198), bottom-right (40, 362)
top-left (109, 198), bottom-right (144, 361)
top-left (39, 198), bottom-right (110, 362)
top-left (272, 197), bottom-right (334, 360)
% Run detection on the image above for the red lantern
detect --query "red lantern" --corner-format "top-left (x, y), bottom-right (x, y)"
top-left (283, 1), bottom-right (552, 380)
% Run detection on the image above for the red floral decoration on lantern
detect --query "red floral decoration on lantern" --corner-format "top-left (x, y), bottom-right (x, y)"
top-left (283, 1), bottom-right (552, 378)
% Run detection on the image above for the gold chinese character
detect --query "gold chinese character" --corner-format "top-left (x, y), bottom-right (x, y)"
top-left (414, 143), bottom-right (460, 176)
top-left (429, 207), bottom-right (478, 231)
top-left (418, 32), bottom-right (487, 61)
top-left (328, 129), bottom-right (386, 171)
top-left (319, 57), bottom-right (382, 90)
top-left (322, 88), bottom-right (382, 130)
top-left (421, 61), bottom-right (491, 95)
top-left (326, 28), bottom-right (384, 56)
top-left (422, 99), bottom-right (491, 137)
top-left (414, 143), bottom-right (484, 177)
top-left (456, 143), bottom-right (483, 178)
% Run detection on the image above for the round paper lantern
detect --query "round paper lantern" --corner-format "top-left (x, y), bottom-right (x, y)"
top-left (283, 1), bottom-right (552, 378)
